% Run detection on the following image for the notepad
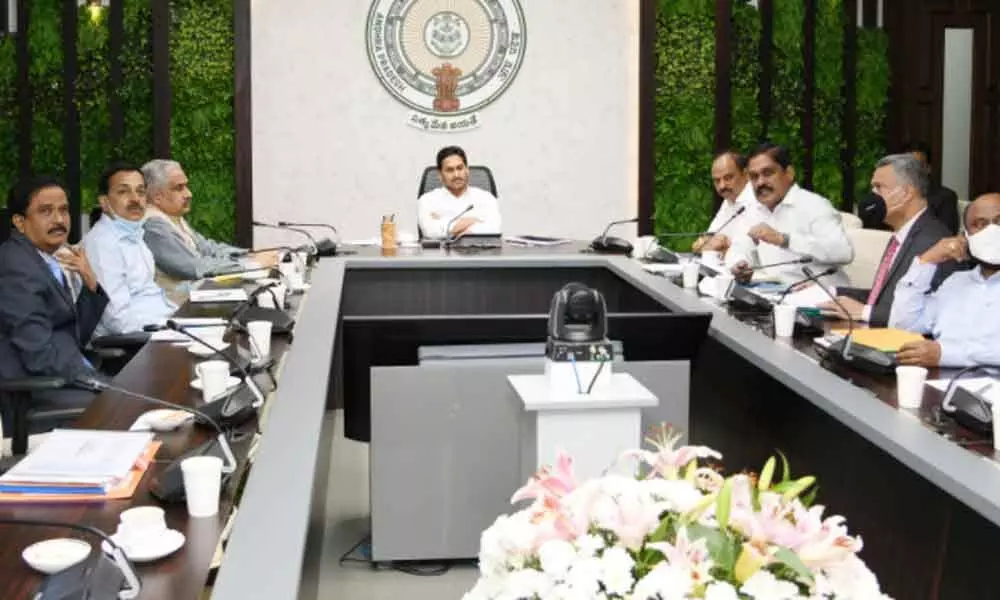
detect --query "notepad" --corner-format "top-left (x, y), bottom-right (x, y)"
top-left (189, 288), bottom-right (249, 303)
top-left (828, 328), bottom-right (925, 352)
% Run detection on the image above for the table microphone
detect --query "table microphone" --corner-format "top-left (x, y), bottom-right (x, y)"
top-left (0, 518), bottom-right (140, 599)
top-left (71, 376), bottom-right (239, 475)
top-left (228, 281), bottom-right (295, 336)
top-left (589, 217), bottom-right (654, 255)
top-left (775, 265), bottom-right (837, 304)
top-left (166, 320), bottom-right (266, 407)
top-left (751, 256), bottom-right (813, 271)
top-left (802, 266), bottom-right (895, 375)
top-left (277, 221), bottom-right (340, 256)
top-left (252, 221), bottom-right (321, 260)
top-left (442, 204), bottom-right (475, 247)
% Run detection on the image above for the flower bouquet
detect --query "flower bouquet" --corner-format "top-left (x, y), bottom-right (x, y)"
top-left (464, 426), bottom-right (890, 600)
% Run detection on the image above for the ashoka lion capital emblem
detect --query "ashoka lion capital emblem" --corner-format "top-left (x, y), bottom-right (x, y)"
top-left (366, 0), bottom-right (527, 118)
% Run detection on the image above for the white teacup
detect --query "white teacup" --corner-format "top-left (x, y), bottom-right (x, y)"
top-left (195, 360), bottom-right (230, 401)
top-left (257, 283), bottom-right (287, 310)
top-left (117, 506), bottom-right (167, 546)
top-left (279, 261), bottom-right (304, 289)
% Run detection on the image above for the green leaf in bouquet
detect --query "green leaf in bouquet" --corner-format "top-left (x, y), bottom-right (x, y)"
top-left (647, 512), bottom-right (677, 544)
top-left (772, 547), bottom-right (815, 587)
top-left (758, 457), bottom-right (776, 491)
top-left (687, 523), bottom-right (739, 575)
top-left (715, 479), bottom-right (733, 530)
top-left (800, 483), bottom-right (820, 507)
top-left (780, 476), bottom-right (816, 502)
top-left (777, 450), bottom-right (791, 483)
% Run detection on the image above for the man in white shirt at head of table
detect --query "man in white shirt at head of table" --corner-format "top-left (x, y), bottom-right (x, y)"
top-left (417, 146), bottom-right (501, 240)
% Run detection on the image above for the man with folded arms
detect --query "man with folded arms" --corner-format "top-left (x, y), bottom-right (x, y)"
top-left (890, 193), bottom-right (1000, 367)
top-left (691, 150), bottom-right (760, 255)
top-left (84, 162), bottom-right (176, 335)
top-left (819, 154), bottom-right (956, 326)
top-left (727, 143), bottom-right (854, 285)
top-left (418, 146), bottom-right (501, 240)
top-left (141, 159), bottom-right (278, 300)
top-left (0, 177), bottom-right (109, 432)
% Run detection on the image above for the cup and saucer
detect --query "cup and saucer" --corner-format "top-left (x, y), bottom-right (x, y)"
top-left (190, 376), bottom-right (241, 394)
top-left (130, 409), bottom-right (194, 432)
top-left (102, 506), bottom-right (185, 563)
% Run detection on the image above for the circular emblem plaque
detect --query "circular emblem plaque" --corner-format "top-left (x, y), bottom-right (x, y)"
top-left (366, 0), bottom-right (527, 117)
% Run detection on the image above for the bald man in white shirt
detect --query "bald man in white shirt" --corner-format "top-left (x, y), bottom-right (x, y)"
top-left (418, 146), bottom-right (501, 240)
top-left (693, 150), bottom-right (759, 254)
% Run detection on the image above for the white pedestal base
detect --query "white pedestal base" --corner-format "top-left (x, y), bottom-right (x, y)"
top-left (509, 373), bottom-right (658, 482)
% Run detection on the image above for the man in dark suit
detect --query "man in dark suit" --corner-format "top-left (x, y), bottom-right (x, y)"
top-left (821, 154), bottom-right (958, 326)
top-left (0, 176), bottom-right (109, 433)
top-left (858, 141), bottom-right (960, 235)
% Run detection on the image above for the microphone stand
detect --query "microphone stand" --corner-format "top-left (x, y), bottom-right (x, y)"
top-left (166, 320), bottom-right (266, 407)
top-left (0, 518), bottom-right (141, 599)
top-left (252, 221), bottom-right (321, 262)
top-left (442, 204), bottom-right (475, 248)
top-left (73, 376), bottom-right (238, 474)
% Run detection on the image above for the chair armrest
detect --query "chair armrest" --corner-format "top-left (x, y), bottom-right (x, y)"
top-left (90, 332), bottom-right (151, 349)
top-left (0, 376), bottom-right (67, 392)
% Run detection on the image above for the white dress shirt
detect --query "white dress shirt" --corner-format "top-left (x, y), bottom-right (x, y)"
top-left (725, 183), bottom-right (854, 285)
top-left (707, 182), bottom-right (759, 240)
top-left (83, 216), bottom-right (177, 335)
top-left (890, 259), bottom-right (1000, 367)
top-left (417, 186), bottom-right (502, 239)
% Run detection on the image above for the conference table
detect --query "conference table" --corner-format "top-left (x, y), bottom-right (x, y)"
top-left (1, 242), bottom-right (999, 599)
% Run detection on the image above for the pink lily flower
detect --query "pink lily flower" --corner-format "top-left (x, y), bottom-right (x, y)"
top-left (511, 450), bottom-right (578, 505)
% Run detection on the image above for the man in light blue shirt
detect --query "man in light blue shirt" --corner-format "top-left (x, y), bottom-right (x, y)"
top-left (83, 162), bottom-right (176, 335)
top-left (890, 193), bottom-right (1000, 367)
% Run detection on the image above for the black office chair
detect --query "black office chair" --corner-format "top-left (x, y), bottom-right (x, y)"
top-left (88, 206), bottom-right (103, 228)
top-left (0, 207), bottom-right (10, 244)
top-left (417, 165), bottom-right (498, 198)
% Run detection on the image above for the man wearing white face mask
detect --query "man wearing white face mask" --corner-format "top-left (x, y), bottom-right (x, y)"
top-left (82, 162), bottom-right (176, 335)
top-left (890, 193), bottom-right (1000, 367)
top-left (820, 154), bottom-right (956, 326)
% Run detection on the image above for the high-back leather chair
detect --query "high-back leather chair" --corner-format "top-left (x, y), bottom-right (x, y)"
top-left (417, 165), bottom-right (498, 198)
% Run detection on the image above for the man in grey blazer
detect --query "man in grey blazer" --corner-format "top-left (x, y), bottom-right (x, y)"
top-left (140, 159), bottom-right (278, 300)
top-left (0, 177), bottom-right (109, 433)
top-left (822, 154), bottom-right (959, 326)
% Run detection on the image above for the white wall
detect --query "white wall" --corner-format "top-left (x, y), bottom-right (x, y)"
top-left (251, 0), bottom-right (640, 246)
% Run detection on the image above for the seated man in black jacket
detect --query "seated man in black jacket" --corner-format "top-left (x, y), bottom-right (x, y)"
top-left (821, 154), bottom-right (958, 326)
top-left (0, 176), bottom-right (110, 434)
top-left (859, 141), bottom-right (960, 235)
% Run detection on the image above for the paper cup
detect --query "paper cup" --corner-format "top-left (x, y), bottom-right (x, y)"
top-left (257, 283), bottom-right (287, 309)
top-left (192, 325), bottom-right (226, 352)
top-left (247, 320), bottom-right (273, 366)
top-left (278, 261), bottom-right (303, 289)
top-left (993, 403), bottom-right (1000, 451)
top-left (682, 262), bottom-right (700, 289)
top-left (196, 360), bottom-right (230, 402)
top-left (713, 273), bottom-right (734, 301)
top-left (773, 304), bottom-right (797, 338)
top-left (701, 250), bottom-right (722, 267)
top-left (181, 456), bottom-right (223, 518)
top-left (895, 366), bottom-right (928, 409)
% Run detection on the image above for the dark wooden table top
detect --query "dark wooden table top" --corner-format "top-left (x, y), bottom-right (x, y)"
top-left (0, 293), bottom-right (296, 600)
top-left (724, 299), bottom-right (998, 459)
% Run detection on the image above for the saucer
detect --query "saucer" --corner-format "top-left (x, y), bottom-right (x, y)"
top-left (133, 409), bottom-right (194, 432)
top-left (23, 538), bottom-right (91, 574)
top-left (187, 341), bottom-right (230, 357)
top-left (289, 282), bottom-right (310, 293)
top-left (102, 529), bottom-right (185, 563)
top-left (190, 376), bottom-right (241, 394)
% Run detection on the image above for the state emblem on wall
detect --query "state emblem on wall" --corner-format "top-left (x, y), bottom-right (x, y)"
top-left (366, 0), bottom-right (527, 132)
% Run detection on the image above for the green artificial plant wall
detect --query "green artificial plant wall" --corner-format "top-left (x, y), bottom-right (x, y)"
top-left (654, 0), bottom-right (889, 241)
top-left (77, 7), bottom-right (110, 215)
top-left (652, 0), bottom-right (716, 248)
top-left (0, 30), bottom-right (16, 200)
top-left (170, 0), bottom-right (236, 243)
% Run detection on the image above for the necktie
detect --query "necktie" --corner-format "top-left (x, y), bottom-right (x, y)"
top-left (867, 236), bottom-right (901, 305)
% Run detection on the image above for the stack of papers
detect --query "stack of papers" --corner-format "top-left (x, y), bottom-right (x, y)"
top-left (0, 430), bottom-right (153, 496)
top-left (189, 288), bottom-right (249, 303)
top-left (828, 328), bottom-right (924, 352)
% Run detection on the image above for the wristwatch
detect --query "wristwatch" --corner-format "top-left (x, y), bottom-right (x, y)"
top-left (780, 233), bottom-right (790, 249)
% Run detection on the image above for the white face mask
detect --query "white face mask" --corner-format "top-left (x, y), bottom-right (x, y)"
top-left (967, 223), bottom-right (1000, 265)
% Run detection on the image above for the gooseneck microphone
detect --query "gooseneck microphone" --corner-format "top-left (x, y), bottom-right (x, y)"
top-left (0, 518), bottom-right (141, 599)
top-left (802, 266), bottom-right (854, 359)
top-left (775, 265), bottom-right (838, 304)
top-left (589, 217), bottom-right (656, 255)
top-left (707, 205), bottom-right (747, 237)
top-left (165, 320), bottom-right (265, 407)
top-left (72, 376), bottom-right (238, 474)
top-left (252, 221), bottom-right (320, 260)
top-left (276, 221), bottom-right (339, 256)
top-left (443, 204), bottom-right (475, 245)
